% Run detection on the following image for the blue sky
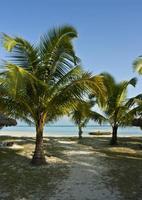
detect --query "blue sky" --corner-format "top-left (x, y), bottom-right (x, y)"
top-left (0, 0), bottom-right (142, 125)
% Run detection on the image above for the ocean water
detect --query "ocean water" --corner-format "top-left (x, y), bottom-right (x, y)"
top-left (1, 125), bottom-right (142, 137)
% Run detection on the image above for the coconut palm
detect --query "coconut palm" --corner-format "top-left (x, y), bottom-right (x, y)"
top-left (0, 25), bottom-right (106, 165)
top-left (126, 93), bottom-right (142, 130)
top-left (70, 99), bottom-right (105, 139)
top-left (130, 56), bottom-right (142, 127)
top-left (102, 73), bottom-right (137, 145)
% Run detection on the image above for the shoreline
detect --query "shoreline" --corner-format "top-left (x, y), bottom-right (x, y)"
top-left (0, 130), bottom-right (142, 138)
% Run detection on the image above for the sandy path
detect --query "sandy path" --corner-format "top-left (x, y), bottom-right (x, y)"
top-left (49, 140), bottom-right (122, 200)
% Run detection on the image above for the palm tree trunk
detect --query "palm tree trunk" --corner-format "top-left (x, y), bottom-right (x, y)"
top-left (31, 118), bottom-right (46, 165)
top-left (78, 126), bottom-right (83, 139)
top-left (110, 125), bottom-right (118, 145)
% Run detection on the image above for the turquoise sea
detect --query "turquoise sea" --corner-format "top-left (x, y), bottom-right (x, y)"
top-left (1, 125), bottom-right (142, 137)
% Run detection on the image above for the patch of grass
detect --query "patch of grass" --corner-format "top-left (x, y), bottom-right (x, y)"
top-left (76, 136), bottom-right (142, 200)
top-left (0, 136), bottom-right (69, 200)
top-left (0, 136), bottom-right (142, 200)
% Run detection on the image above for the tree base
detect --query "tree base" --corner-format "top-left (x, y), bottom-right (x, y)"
top-left (110, 139), bottom-right (118, 145)
top-left (31, 153), bottom-right (47, 166)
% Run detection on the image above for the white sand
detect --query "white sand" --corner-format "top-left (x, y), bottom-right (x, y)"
top-left (0, 144), bottom-right (24, 149)
top-left (0, 131), bottom-right (36, 138)
top-left (0, 133), bottom-right (141, 199)
top-left (49, 140), bottom-right (122, 200)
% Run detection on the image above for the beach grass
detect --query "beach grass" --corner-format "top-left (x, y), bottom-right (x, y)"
top-left (0, 135), bottom-right (142, 200)
top-left (0, 136), bottom-right (69, 200)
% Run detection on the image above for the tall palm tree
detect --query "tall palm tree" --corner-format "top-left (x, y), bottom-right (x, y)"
top-left (70, 99), bottom-right (105, 139)
top-left (102, 73), bottom-right (137, 145)
top-left (128, 56), bottom-right (142, 127)
top-left (0, 25), bottom-right (106, 165)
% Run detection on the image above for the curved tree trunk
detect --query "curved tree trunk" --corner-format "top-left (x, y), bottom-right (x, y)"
top-left (31, 117), bottom-right (46, 165)
top-left (78, 126), bottom-right (83, 139)
top-left (110, 125), bottom-right (118, 145)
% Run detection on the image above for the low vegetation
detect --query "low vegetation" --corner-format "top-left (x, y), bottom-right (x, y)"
top-left (0, 136), bottom-right (69, 200)
top-left (0, 136), bottom-right (142, 200)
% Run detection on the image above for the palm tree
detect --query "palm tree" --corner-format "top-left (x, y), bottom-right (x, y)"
top-left (0, 25), bottom-right (106, 165)
top-left (70, 99), bottom-right (105, 139)
top-left (102, 73), bottom-right (137, 145)
top-left (128, 57), bottom-right (142, 128)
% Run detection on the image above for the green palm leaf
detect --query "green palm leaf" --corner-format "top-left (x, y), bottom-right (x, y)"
top-left (133, 56), bottom-right (142, 74)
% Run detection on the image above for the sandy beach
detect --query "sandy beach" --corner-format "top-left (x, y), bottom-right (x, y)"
top-left (1, 0), bottom-right (142, 199)
top-left (0, 131), bottom-right (112, 138)
top-left (0, 131), bottom-right (37, 138)
top-left (0, 133), bottom-right (142, 200)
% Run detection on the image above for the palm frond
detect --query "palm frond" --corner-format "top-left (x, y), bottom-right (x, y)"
top-left (90, 111), bottom-right (106, 124)
top-left (1, 33), bottom-right (17, 51)
top-left (126, 94), bottom-right (142, 108)
top-left (38, 25), bottom-right (79, 81)
top-left (133, 56), bottom-right (142, 74)
top-left (1, 33), bottom-right (39, 71)
top-left (116, 78), bottom-right (137, 106)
